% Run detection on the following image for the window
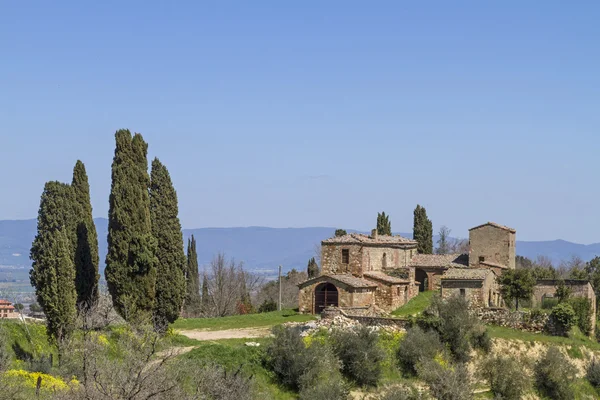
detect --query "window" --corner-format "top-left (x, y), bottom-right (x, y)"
top-left (342, 249), bottom-right (349, 264)
top-left (460, 289), bottom-right (466, 298)
top-left (382, 253), bottom-right (387, 269)
top-left (397, 286), bottom-right (401, 296)
top-left (479, 256), bottom-right (485, 263)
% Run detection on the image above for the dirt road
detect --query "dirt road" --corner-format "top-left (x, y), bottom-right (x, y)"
top-left (178, 327), bottom-right (272, 341)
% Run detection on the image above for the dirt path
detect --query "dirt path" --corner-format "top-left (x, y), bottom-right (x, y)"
top-left (178, 327), bottom-right (272, 341)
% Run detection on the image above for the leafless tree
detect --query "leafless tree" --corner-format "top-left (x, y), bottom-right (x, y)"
top-left (255, 269), bottom-right (307, 309)
top-left (536, 255), bottom-right (554, 269)
top-left (436, 226), bottom-right (452, 255)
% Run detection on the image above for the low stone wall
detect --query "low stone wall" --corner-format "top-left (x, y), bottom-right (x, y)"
top-left (475, 307), bottom-right (551, 334)
top-left (323, 306), bottom-right (410, 330)
top-left (344, 315), bottom-right (411, 329)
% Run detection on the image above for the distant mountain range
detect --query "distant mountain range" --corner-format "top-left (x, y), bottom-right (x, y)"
top-left (2, 218), bottom-right (600, 279)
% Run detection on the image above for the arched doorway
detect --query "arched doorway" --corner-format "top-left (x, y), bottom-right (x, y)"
top-left (415, 269), bottom-right (428, 292)
top-left (315, 282), bottom-right (338, 313)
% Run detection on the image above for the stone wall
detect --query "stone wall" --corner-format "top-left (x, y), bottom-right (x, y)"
top-left (533, 280), bottom-right (596, 335)
top-left (476, 307), bottom-right (550, 333)
top-left (321, 244), bottom-right (363, 275)
top-left (363, 246), bottom-right (415, 272)
top-left (299, 280), bottom-right (375, 314)
top-left (441, 280), bottom-right (486, 308)
top-left (469, 225), bottom-right (515, 269)
top-left (371, 280), bottom-right (412, 311)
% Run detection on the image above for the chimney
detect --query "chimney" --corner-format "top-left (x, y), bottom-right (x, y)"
top-left (371, 229), bottom-right (378, 240)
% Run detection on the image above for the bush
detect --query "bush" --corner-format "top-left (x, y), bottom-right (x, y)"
top-left (375, 384), bottom-right (425, 400)
top-left (418, 294), bottom-right (482, 362)
top-left (258, 298), bottom-right (277, 313)
top-left (534, 347), bottom-right (577, 400)
top-left (417, 360), bottom-right (472, 400)
top-left (481, 355), bottom-right (530, 399)
top-left (542, 297), bottom-right (559, 309)
top-left (551, 303), bottom-right (578, 336)
top-left (330, 326), bottom-right (385, 386)
top-left (0, 327), bottom-right (10, 372)
top-left (397, 326), bottom-right (444, 376)
top-left (586, 358), bottom-right (600, 388)
top-left (569, 298), bottom-right (592, 336)
top-left (469, 324), bottom-right (491, 353)
top-left (264, 325), bottom-right (309, 390)
top-left (299, 373), bottom-right (349, 400)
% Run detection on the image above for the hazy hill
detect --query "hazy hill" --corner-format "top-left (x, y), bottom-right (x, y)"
top-left (3, 218), bottom-right (600, 278)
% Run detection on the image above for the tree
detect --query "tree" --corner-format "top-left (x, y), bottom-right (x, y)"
top-left (30, 182), bottom-right (78, 347)
top-left (377, 212), bottom-right (392, 236)
top-left (499, 268), bottom-right (536, 310)
top-left (307, 257), bottom-right (319, 278)
top-left (555, 279), bottom-right (572, 303)
top-left (413, 205), bottom-right (433, 254)
top-left (201, 271), bottom-right (210, 313)
top-left (72, 160), bottom-right (100, 311)
top-left (436, 226), bottom-right (451, 255)
top-left (150, 158), bottom-right (187, 330)
top-left (334, 229), bottom-right (347, 237)
top-left (184, 235), bottom-right (201, 316)
top-left (13, 303), bottom-right (24, 312)
top-left (105, 130), bottom-right (158, 322)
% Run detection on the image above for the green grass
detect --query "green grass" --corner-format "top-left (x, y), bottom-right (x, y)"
top-left (487, 325), bottom-right (600, 350)
top-left (391, 291), bottom-right (435, 317)
top-left (182, 338), bottom-right (295, 400)
top-left (172, 309), bottom-right (316, 331)
top-left (0, 320), bottom-right (56, 368)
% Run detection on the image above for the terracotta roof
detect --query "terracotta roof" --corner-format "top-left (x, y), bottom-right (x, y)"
top-left (0, 300), bottom-right (11, 305)
top-left (363, 271), bottom-right (410, 284)
top-left (322, 233), bottom-right (417, 246)
top-left (409, 254), bottom-right (469, 268)
top-left (441, 268), bottom-right (492, 280)
top-left (480, 261), bottom-right (509, 269)
top-left (468, 222), bottom-right (516, 233)
top-left (298, 274), bottom-right (378, 289)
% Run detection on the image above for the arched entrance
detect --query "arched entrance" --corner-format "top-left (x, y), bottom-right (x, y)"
top-left (315, 282), bottom-right (339, 313)
top-left (415, 268), bottom-right (428, 292)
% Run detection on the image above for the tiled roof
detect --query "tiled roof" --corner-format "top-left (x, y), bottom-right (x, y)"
top-left (0, 299), bottom-right (11, 305)
top-left (298, 274), bottom-right (378, 289)
top-left (480, 261), bottom-right (509, 269)
top-left (409, 254), bottom-right (469, 268)
top-left (322, 233), bottom-right (417, 246)
top-left (442, 268), bottom-right (492, 280)
top-left (469, 222), bottom-right (516, 233)
top-left (363, 271), bottom-right (410, 284)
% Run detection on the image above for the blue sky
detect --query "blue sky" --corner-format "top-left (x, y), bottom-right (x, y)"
top-left (1, 2), bottom-right (599, 243)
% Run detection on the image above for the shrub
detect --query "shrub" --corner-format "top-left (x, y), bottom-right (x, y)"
top-left (469, 324), bottom-right (491, 353)
top-left (418, 294), bottom-right (482, 362)
top-left (569, 298), bottom-right (592, 336)
top-left (375, 384), bottom-right (425, 400)
top-left (330, 326), bottom-right (385, 386)
top-left (542, 297), bottom-right (559, 309)
top-left (264, 325), bottom-right (309, 390)
top-left (534, 347), bottom-right (577, 400)
top-left (0, 327), bottom-right (10, 372)
top-left (258, 298), bottom-right (277, 313)
top-left (417, 360), bottom-right (472, 400)
top-left (397, 326), bottom-right (444, 376)
top-left (550, 303), bottom-right (578, 336)
top-left (586, 358), bottom-right (600, 388)
top-left (299, 373), bottom-right (349, 400)
top-left (481, 355), bottom-right (530, 400)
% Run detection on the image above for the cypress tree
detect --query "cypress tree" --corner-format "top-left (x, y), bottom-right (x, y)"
top-left (307, 257), bottom-right (319, 278)
top-left (201, 271), bottom-right (211, 314)
top-left (150, 158), bottom-right (186, 329)
top-left (185, 235), bottom-right (201, 315)
top-left (413, 205), bottom-right (433, 254)
top-left (377, 212), bottom-right (392, 235)
top-left (30, 182), bottom-right (78, 345)
top-left (71, 160), bottom-right (100, 310)
top-left (105, 130), bottom-right (158, 322)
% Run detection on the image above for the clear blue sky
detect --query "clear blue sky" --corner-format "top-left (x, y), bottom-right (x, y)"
top-left (1, 2), bottom-right (599, 243)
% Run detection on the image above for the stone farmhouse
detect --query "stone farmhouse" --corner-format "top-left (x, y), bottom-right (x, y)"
top-left (299, 222), bottom-right (596, 319)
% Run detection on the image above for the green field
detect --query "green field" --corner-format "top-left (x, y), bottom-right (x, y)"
top-left (172, 309), bottom-right (316, 331)
top-left (391, 290), bottom-right (436, 317)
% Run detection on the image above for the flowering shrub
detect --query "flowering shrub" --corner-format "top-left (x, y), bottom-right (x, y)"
top-left (3, 369), bottom-right (76, 391)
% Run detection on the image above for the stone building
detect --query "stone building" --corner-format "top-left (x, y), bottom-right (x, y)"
top-left (440, 268), bottom-right (501, 308)
top-left (298, 231), bottom-right (419, 314)
top-left (409, 253), bottom-right (469, 291)
top-left (468, 222), bottom-right (516, 270)
top-left (0, 299), bottom-right (17, 319)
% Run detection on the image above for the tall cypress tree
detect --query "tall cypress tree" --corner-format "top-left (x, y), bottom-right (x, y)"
top-left (201, 271), bottom-right (210, 314)
top-left (377, 212), bottom-right (392, 235)
top-left (105, 130), bottom-right (158, 321)
top-left (307, 257), bottom-right (319, 278)
top-left (72, 160), bottom-right (100, 310)
top-left (185, 235), bottom-right (201, 315)
top-left (30, 182), bottom-right (78, 345)
top-left (413, 205), bottom-right (433, 254)
top-left (150, 158), bottom-right (186, 329)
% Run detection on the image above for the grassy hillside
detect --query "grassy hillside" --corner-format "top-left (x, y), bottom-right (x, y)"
top-left (391, 290), bottom-right (436, 317)
top-left (172, 309), bottom-right (315, 331)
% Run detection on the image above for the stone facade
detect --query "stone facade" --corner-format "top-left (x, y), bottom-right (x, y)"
top-left (298, 275), bottom-right (376, 314)
top-left (440, 268), bottom-right (500, 308)
top-left (0, 300), bottom-right (17, 319)
top-left (468, 222), bottom-right (516, 269)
